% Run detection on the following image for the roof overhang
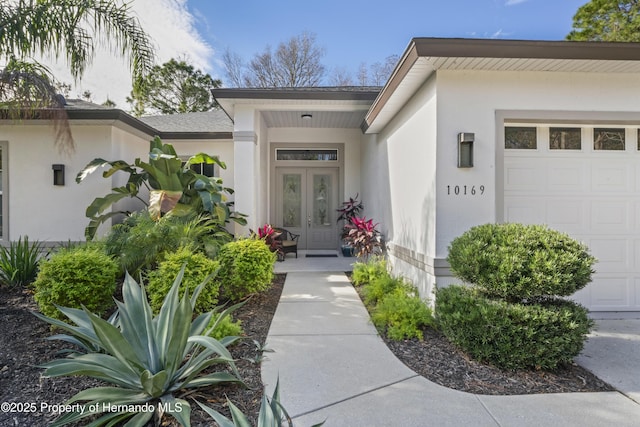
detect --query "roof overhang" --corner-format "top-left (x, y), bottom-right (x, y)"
top-left (363, 38), bottom-right (640, 133)
top-left (212, 87), bottom-right (380, 129)
top-left (5, 108), bottom-right (232, 140)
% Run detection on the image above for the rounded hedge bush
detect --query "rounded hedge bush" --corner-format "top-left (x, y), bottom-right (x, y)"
top-left (34, 245), bottom-right (119, 321)
top-left (217, 239), bottom-right (276, 301)
top-left (146, 246), bottom-right (221, 314)
top-left (447, 223), bottom-right (596, 301)
top-left (435, 285), bottom-right (593, 370)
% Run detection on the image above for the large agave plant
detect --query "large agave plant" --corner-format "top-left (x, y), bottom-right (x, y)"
top-left (34, 269), bottom-right (244, 427)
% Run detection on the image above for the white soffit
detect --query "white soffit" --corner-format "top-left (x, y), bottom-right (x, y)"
top-left (214, 96), bottom-right (374, 122)
top-left (261, 110), bottom-right (368, 128)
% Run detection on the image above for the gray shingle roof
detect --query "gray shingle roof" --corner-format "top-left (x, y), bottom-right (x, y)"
top-left (138, 110), bottom-right (232, 133)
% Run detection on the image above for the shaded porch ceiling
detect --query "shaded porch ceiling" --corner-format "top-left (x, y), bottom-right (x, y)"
top-left (261, 110), bottom-right (368, 128)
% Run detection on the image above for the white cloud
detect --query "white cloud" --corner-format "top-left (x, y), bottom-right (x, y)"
top-left (490, 29), bottom-right (506, 38)
top-left (505, 0), bottom-right (529, 5)
top-left (44, 0), bottom-right (213, 110)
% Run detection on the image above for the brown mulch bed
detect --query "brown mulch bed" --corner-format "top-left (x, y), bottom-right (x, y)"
top-left (382, 328), bottom-right (614, 395)
top-left (350, 281), bottom-right (614, 395)
top-left (0, 274), bottom-right (285, 427)
top-left (0, 271), bottom-right (615, 426)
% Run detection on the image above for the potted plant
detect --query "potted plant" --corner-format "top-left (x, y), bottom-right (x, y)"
top-left (253, 224), bottom-right (284, 261)
top-left (336, 194), bottom-right (364, 257)
top-left (343, 216), bottom-right (382, 260)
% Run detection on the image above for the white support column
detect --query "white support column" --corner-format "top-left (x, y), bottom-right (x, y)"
top-left (233, 130), bottom-right (258, 235)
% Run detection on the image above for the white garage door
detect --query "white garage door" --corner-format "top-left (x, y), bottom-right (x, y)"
top-left (503, 125), bottom-right (640, 312)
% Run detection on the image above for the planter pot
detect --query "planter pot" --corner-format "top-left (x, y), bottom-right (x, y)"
top-left (341, 245), bottom-right (355, 257)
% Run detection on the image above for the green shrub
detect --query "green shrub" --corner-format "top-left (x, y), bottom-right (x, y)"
top-left (33, 245), bottom-right (118, 321)
top-left (447, 223), bottom-right (596, 301)
top-left (146, 247), bottom-right (221, 314)
top-left (208, 313), bottom-right (244, 341)
top-left (435, 285), bottom-right (593, 370)
top-left (104, 211), bottom-right (230, 275)
top-left (362, 273), bottom-right (408, 308)
top-left (0, 236), bottom-right (44, 288)
top-left (351, 257), bottom-right (387, 287)
top-left (217, 239), bottom-right (276, 301)
top-left (372, 288), bottom-right (434, 340)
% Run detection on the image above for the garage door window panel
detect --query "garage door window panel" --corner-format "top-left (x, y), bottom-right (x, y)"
top-left (505, 127), bottom-right (537, 149)
top-left (550, 127), bottom-right (581, 150)
top-left (594, 128), bottom-right (625, 151)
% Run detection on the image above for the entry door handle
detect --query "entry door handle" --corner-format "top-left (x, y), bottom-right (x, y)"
top-left (308, 215), bottom-right (311, 227)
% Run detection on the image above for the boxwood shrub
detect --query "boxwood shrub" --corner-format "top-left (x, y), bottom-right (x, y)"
top-left (33, 245), bottom-right (118, 321)
top-left (447, 223), bottom-right (596, 301)
top-left (217, 239), bottom-right (276, 301)
top-left (435, 285), bottom-right (593, 370)
top-left (146, 246), bottom-right (221, 314)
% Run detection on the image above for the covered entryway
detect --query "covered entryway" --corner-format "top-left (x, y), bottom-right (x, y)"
top-left (275, 167), bottom-right (339, 249)
top-left (271, 144), bottom-right (344, 250)
top-left (502, 124), bottom-right (640, 312)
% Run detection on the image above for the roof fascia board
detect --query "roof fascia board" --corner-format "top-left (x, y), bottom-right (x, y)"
top-left (363, 39), bottom-right (421, 132)
top-left (363, 37), bottom-right (640, 133)
top-left (412, 37), bottom-right (640, 61)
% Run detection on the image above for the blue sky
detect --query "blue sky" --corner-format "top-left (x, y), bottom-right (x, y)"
top-left (45, 0), bottom-right (591, 108)
top-left (188, 0), bottom-right (589, 79)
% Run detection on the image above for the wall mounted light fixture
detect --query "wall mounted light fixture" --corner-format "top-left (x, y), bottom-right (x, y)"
top-left (301, 113), bottom-right (313, 120)
top-left (52, 164), bottom-right (65, 186)
top-left (457, 132), bottom-right (474, 168)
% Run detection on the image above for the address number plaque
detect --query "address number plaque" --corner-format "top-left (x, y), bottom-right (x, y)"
top-left (446, 185), bottom-right (485, 196)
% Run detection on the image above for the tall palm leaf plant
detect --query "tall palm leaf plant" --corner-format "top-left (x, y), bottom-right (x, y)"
top-left (0, 0), bottom-right (155, 151)
top-left (34, 269), bottom-right (245, 426)
top-left (77, 137), bottom-right (246, 240)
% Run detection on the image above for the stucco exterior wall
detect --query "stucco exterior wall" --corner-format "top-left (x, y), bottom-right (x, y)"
top-left (370, 68), bottom-right (640, 294)
top-left (108, 126), bottom-right (152, 227)
top-left (0, 123), bottom-right (118, 242)
top-left (435, 69), bottom-right (640, 255)
top-left (366, 75), bottom-right (439, 297)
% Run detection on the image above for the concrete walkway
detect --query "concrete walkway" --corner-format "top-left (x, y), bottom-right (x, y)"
top-left (262, 271), bottom-right (640, 427)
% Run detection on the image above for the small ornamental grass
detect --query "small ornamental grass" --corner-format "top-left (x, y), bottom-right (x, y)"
top-left (0, 235), bottom-right (43, 288)
top-left (34, 269), bottom-right (244, 426)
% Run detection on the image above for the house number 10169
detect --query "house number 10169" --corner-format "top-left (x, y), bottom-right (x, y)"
top-left (446, 185), bottom-right (485, 196)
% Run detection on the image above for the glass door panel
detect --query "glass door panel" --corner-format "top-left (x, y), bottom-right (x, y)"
top-left (282, 174), bottom-right (302, 228)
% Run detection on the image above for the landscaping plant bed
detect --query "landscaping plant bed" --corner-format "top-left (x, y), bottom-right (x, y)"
top-left (0, 271), bottom-right (614, 427)
top-left (381, 327), bottom-right (614, 395)
top-left (350, 282), bottom-right (614, 395)
top-left (0, 274), bottom-right (285, 427)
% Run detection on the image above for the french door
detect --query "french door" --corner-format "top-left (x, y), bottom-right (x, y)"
top-left (275, 167), bottom-right (339, 249)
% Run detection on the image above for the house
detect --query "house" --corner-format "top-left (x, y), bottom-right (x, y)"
top-left (4, 37), bottom-right (640, 315)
